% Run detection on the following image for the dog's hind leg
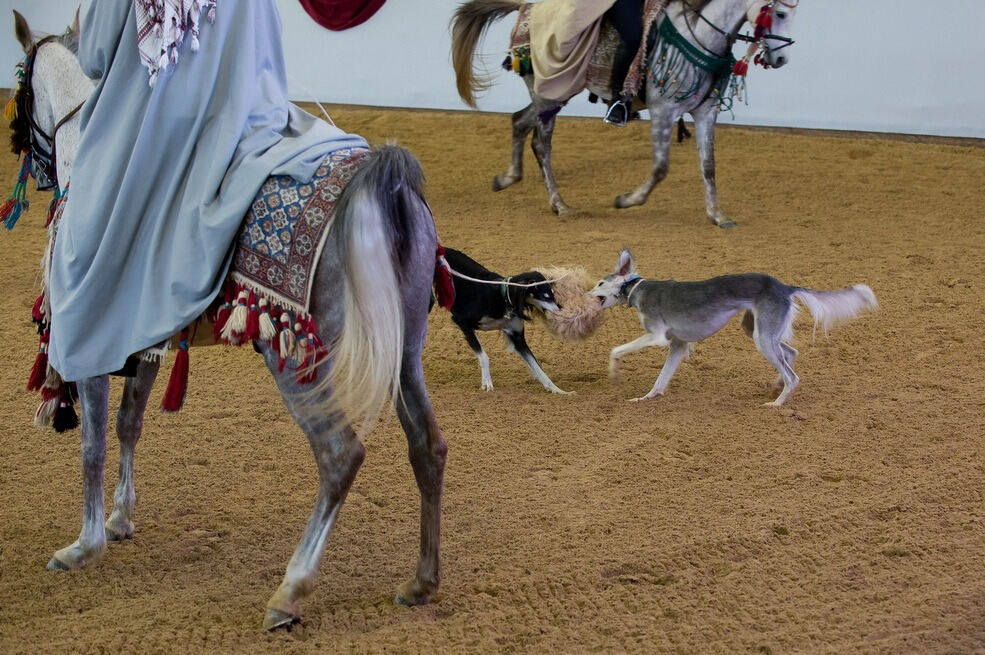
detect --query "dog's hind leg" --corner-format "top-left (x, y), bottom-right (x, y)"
top-left (455, 321), bottom-right (494, 391)
top-left (630, 339), bottom-right (692, 402)
top-left (774, 343), bottom-right (799, 394)
top-left (504, 328), bottom-right (571, 394)
top-left (493, 104), bottom-right (537, 192)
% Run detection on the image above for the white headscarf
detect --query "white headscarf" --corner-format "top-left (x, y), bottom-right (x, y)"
top-left (135, 0), bottom-right (217, 86)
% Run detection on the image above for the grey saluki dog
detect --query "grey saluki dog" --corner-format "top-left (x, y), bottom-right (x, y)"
top-left (592, 249), bottom-right (877, 405)
top-left (452, 0), bottom-right (799, 225)
top-left (14, 13), bottom-right (446, 631)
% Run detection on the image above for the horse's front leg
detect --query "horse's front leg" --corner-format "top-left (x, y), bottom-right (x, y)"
top-left (105, 359), bottom-right (160, 541)
top-left (492, 104), bottom-right (537, 192)
top-left (614, 104), bottom-right (674, 209)
top-left (47, 375), bottom-right (110, 570)
top-left (530, 109), bottom-right (576, 216)
top-left (691, 102), bottom-right (735, 228)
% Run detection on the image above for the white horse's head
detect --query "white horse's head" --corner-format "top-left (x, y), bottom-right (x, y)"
top-left (11, 9), bottom-right (93, 189)
top-left (746, 0), bottom-right (799, 69)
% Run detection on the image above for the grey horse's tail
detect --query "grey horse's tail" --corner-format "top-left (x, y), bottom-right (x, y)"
top-left (309, 145), bottom-right (429, 435)
top-left (451, 0), bottom-right (523, 108)
top-left (792, 284), bottom-right (878, 336)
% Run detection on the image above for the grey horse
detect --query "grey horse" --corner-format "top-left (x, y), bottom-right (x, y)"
top-left (452, 0), bottom-right (799, 226)
top-left (13, 11), bottom-right (447, 631)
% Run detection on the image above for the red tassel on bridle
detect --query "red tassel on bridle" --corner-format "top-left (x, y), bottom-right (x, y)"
top-left (434, 245), bottom-right (456, 311)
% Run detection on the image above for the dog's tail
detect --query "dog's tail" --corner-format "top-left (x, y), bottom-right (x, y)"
top-left (792, 284), bottom-right (878, 336)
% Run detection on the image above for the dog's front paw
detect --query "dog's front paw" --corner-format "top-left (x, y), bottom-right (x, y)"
top-left (550, 387), bottom-right (574, 395)
top-left (481, 381), bottom-right (494, 392)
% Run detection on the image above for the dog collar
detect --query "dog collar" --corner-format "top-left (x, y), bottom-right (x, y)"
top-left (620, 275), bottom-right (644, 300)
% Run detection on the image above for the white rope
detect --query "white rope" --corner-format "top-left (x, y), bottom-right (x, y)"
top-left (443, 264), bottom-right (568, 288)
top-left (287, 73), bottom-right (336, 127)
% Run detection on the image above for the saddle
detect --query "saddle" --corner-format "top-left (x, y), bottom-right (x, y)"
top-left (507, 0), bottom-right (670, 102)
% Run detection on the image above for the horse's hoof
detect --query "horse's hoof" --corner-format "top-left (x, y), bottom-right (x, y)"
top-left (492, 175), bottom-right (517, 192)
top-left (105, 518), bottom-right (135, 542)
top-left (46, 556), bottom-right (70, 571)
top-left (716, 219), bottom-right (738, 229)
top-left (262, 608), bottom-right (299, 631)
top-left (614, 194), bottom-right (638, 209)
top-left (394, 579), bottom-right (434, 607)
top-left (105, 527), bottom-right (133, 542)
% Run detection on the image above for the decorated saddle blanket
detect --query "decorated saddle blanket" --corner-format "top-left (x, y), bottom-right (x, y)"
top-left (507, 0), bottom-right (669, 102)
top-left (228, 146), bottom-right (369, 316)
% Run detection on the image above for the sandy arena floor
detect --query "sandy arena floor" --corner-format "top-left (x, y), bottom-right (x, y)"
top-left (1, 105), bottom-right (984, 653)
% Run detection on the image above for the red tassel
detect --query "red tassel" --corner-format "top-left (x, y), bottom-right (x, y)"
top-left (32, 294), bottom-right (45, 323)
top-left (434, 245), bottom-right (456, 311)
top-left (212, 289), bottom-right (233, 342)
top-left (733, 60), bottom-right (750, 76)
top-left (27, 331), bottom-right (49, 392)
top-left (161, 329), bottom-right (190, 412)
top-left (756, 5), bottom-right (773, 31)
top-left (245, 291), bottom-right (260, 341)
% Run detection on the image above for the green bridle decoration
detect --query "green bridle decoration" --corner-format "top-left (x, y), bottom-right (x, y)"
top-left (647, 15), bottom-right (738, 110)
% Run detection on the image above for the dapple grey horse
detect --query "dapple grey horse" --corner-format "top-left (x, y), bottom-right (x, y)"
top-left (13, 11), bottom-right (446, 630)
top-left (452, 0), bottom-right (798, 226)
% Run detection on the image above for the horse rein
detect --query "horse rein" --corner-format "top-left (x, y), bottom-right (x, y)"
top-left (684, 0), bottom-right (797, 59)
top-left (21, 36), bottom-right (85, 191)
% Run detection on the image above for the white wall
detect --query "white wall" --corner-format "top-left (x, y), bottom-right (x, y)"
top-left (3, 0), bottom-right (984, 137)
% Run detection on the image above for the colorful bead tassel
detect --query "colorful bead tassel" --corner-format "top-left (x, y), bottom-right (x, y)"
top-left (1, 152), bottom-right (32, 230)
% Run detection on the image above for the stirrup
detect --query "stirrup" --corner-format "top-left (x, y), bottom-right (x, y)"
top-left (603, 100), bottom-right (629, 127)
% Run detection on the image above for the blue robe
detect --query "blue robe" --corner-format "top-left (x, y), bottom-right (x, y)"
top-left (47, 0), bottom-right (367, 380)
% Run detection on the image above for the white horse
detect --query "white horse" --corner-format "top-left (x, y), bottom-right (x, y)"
top-left (452, 0), bottom-right (799, 226)
top-left (12, 11), bottom-right (447, 630)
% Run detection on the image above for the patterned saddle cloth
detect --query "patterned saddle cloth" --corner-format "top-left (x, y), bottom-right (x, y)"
top-left (508, 0), bottom-right (669, 102)
top-left (229, 146), bottom-right (369, 316)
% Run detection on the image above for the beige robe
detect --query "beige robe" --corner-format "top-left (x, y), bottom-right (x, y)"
top-left (529, 0), bottom-right (618, 101)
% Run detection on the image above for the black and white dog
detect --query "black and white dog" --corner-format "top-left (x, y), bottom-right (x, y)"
top-left (591, 249), bottom-right (878, 406)
top-left (441, 247), bottom-right (569, 393)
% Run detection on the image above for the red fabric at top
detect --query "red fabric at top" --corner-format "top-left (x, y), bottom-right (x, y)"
top-left (298, 0), bottom-right (387, 31)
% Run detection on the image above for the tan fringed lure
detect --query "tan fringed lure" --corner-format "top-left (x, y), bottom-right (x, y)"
top-left (534, 266), bottom-right (605, 341)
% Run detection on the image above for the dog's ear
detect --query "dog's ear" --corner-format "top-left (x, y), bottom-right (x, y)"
top-left (615, 249), bottom-right (635, 277)
top-left (14, 10), bottom-right (33, 53)
top-left (70, 6), bottom-right (80, 36)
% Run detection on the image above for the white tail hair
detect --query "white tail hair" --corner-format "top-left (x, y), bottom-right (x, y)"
top-left (792, 284), bottom-right (878, 337)
top-left (304, 146), bottom-right (428, 436)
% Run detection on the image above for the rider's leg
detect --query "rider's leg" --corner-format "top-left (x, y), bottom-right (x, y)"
top-left (604, 0), bottom-right (644, 126)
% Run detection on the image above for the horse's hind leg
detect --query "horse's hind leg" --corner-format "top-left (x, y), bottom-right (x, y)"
top-left (691, 101), bottom-right (735, 228)
top-left (393, 352), bottom-right (448, 606)
top-left (48, 375), bottom-right (110, 570)
top-left (530, 110), bottom-right (576, 216)
top-left (493, 104), bottom-right (537, 191)
top-left (106, 359), bottom-right (160, 541)
top-left (256, 315), bottom-right (367, 629)
top-left (262, 390), bottom-right (366, 630)
top-left (615, 103), bottom-right (674, 209)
